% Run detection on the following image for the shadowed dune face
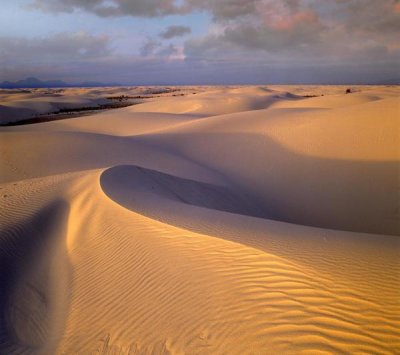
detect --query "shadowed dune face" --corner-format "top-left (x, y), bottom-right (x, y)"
top-left (0, 200), bottom-right (71, 354)
top-left (133, 133), bottom-right (399, 236)
top-left (100, 156), bottom-right (399, 237)
top-left (100, 165), bottom-right (265, 219)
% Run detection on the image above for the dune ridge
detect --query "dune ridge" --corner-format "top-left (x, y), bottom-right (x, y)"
top-left (0, 85), bottom-right (399, 354)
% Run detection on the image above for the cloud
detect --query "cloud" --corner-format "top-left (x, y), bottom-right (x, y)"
top-left (140, 37), bottom-right (186, 60)
top-left (183, 0), bottom-right (258, 20)
top-left (140, 38), bottom-right (161, 57)
top-left (335, 0), bottom-right (400, 34)
top-left (28, 0), bottom-right (400, 45)
top-left (0, 32), bottom-right (110, 64)
top-left (0, 31), bottom-right (187, 83)
top-left (159, 25), bottom-right (192, 39)
top-left (29, 0), bottom-right (258, 18)
top-left (29, 0), bottom-right (187, 17)
top-left (183, 0), bottom-right (399, 66)
top-left (0, 31), bottom-right (115, 83)
top-left (29, 0), bottom-right (400, 33)
top-left (10, 0), bottom-right (400, 83)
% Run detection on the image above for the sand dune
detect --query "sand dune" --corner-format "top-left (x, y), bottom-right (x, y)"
top-left (0, 86), bottom-right (207, 125)
top-left (0, 85), bottom-right (399, 354)
top-left (129, 86), bottom-right (298, 116)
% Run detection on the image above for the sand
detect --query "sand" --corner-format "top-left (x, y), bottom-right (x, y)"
top-left (0, 86), bottom-right (209, 125)
top-left (0, 85), bottom-right (399, 354)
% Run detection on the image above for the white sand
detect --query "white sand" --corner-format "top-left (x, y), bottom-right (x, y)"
top-left (0, 85), bottom-right (399, 354)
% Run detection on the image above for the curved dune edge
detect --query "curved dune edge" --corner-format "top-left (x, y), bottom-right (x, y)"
top-left (100, 164), bottom-right (266, 220)
top-left (97, 165), bottom-right (400, 353)
top-left (100, 163), bottom-right (399, 237)
top-left (98, 164), bottom-right (400, 265)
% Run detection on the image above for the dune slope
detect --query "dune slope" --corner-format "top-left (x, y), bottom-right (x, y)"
top-left (0, 85), bottom-right (399, 354)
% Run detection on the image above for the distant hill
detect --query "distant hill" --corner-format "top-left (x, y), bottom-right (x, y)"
top-left (0, 77), bottom-right (121, 88)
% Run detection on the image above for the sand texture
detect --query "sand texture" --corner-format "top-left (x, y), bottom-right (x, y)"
top-left (0, 85), bottom-right (399, 354)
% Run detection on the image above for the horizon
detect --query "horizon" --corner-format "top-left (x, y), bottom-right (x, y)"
top-left (1, 0), bottom-right (399, 84)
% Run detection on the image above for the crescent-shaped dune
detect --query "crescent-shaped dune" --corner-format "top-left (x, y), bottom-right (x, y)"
top-left (0, 85), bottom-right (399, 354)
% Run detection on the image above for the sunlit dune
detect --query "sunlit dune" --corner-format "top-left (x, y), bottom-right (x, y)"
top-left (0, 85), bottom-right (399, 354)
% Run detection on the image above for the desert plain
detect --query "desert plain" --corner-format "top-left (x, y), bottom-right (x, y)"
top-left (0, 85), bottom-right (399, 354)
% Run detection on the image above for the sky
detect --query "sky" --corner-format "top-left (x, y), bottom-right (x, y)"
top-left (0, 0), bottom-right (399, 84)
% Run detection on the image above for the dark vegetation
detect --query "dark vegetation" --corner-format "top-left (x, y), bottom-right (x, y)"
top-left (106, 95), bottom-right (162, 101)
top-left (57, 102), bottom-right (133, 113)
top-left (106, 89), bottom-right (183, 101)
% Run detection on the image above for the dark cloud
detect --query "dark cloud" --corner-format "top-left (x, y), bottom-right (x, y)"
top-left (29, 0), bottom-right (259, 18)
top-left (29, 0), bottom-right (186, 17)
top-left (159, 25), bottom-right (192, 39)
top-left (183, 0), bottom-right (258, 20)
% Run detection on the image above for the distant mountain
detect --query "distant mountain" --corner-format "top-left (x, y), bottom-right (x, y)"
top-left (0, 77), bottom-right (67, 88)
top-left (0, 77), bottom-right (121, 88)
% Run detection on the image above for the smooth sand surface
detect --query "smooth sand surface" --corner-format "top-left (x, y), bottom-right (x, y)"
top-left (0, 85), bottom-right (399, 354)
